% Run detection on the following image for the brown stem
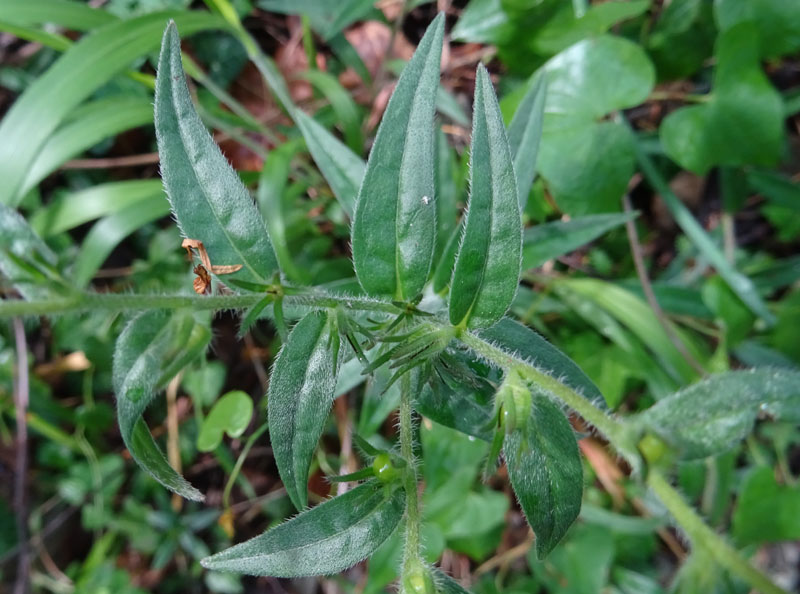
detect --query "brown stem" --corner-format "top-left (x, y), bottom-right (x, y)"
top-left (13, 318), bottom-right (30, 594)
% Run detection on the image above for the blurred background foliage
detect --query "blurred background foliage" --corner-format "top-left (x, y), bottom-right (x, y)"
top-left (0, 0), bottom-right (799, 592)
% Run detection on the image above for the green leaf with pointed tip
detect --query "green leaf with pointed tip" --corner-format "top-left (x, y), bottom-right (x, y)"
top-left (660, 23), bottom-right (784, 174)
top-left (269, 310), bottom-right (341, 510)
top-left (351, 13), bottom-right (445, 301)
top-left (508, 71), bottom-right (547, 208)
top-left (478, 318), bottom-right (605, 407)
top-left (505, 393), bottom-right (583, 559)
top-left (294, 109), bottom-right (365, 218)
top-left (155, 22), bottom-right (279, 285)
top-left (638, 369), bottom-right (800, 460)
top-left (114, 310), bottom-right (211, 501)
top-left (433, 568), bottom-right (474, 594)
top-left (0, 204), bottom-right (64, 300)
top-left (197, 390), bottom-right (254, 452)
top-left (449, 65), bottom-right (522, 329)
top-left (0, 10), bottom-right (228, 207)
top-left (201, 481), bottom-right (405, 576)
top-left (522, 212), bottom-right (637, 269)
top-left (416, 379), bottom-right (494, 442)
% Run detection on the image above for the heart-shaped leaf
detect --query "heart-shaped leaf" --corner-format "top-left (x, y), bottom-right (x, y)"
top-left (155, 22), bottom-right (279, 286)
top-left (449, 64), bottom-right (522, 329)
top-left (351, 13), bottom-right (445, 300)
top-left (715, 0), bottom-right (800, 59)
top-left (536, 35), bottom-right (654, 213)
top-left (114, 310), bottom-right (211, 501)
top-left (269, 310), bottom-right (341, 510)
top-left (505, 392), bottom-right (583, 558)
top-left (197, 390), bottom-right (254, 452)
top-left (660, 23), bottom-right (784, 174)
top-left (201, 481), bottom-right (405, 576)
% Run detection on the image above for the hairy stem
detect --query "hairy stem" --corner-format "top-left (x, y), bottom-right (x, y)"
top-left (0, 290), bottom-right (401, 317)
top-left (648, 469), bottom-right (788, 594)
top-left (399, 372), bottom-right (422, 572)
top-left (457, 330), bottom-right (637, 463)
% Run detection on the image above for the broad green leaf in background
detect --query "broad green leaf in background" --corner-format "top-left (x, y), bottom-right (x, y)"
top-left (30, 180), bottom-right (164, 237)
top-left (450, 0), bottom-right (507, 44)
top-left (114, 310), bottom-right (211, 501)
top-left (660, 23), bottom-right (784, 174)
top-left (449, 64), bottom-right (522, 328)
top-left (294, 109), bottom-right (365, 218)
top-left (748, 170), bottom-right (800, 241)
top-left (505, 392), bottom-right (583, 558)
top-left (536, 35), bottom-right (655, 213)
top-left (522, 212), bottom-right (637, 269)
top-left (714, 0), bottom-right (800, 59)
top-left (732, 466), bottom-right (800, 545)
top-left (155, 22), bottom-right (279, 285)
top-left (507, 71), bottom-right (547, 208)
top-left (71, 196), bottom-right (172, 288)
top-left (638, 368), bottom-right (800, 459)
top-left (268, 310), bottom-right (341, 510)
top-left (20, 96), bottom-right (154, 197)
top-left (0, 204), bottom-right (65, 300)
top-left (0, 10), bottom-right (228, 206)
top-left (351, 13), bottom-right (444, 300)
top-left (201, 481), bottom-right (405, 576)
top-left (479, 318), bottom-right (605, 406)
top-left (647, 0), bottom-right (715, 81)
top-left (197, 390), bottom-right (254, 452)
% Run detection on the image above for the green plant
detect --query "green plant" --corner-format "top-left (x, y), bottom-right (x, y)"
top-left (2, 3), bottom-right (800, 593)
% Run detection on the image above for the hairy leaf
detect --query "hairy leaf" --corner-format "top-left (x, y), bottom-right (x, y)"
top-left (505, 393), bottom-right (583, 558)
top-left (351, 13), bottom-right (444, 300)
top-left (269, 310), bottom-right (341, 510)
top-left (415, 379), bottom-right (494, 442)
top-left (201, 481), bottom-right (405, 576)
top-left (507, 71), bottom-right (547, 208)
top-left (638, 368), bottom-right (800, 460)
top-left (450, 64), bottom-right (522, 328)
top-left (155, 22), bottom-right (279, 285)
top-left (114, 310), bottom-right (211, 501)
top-left (478, 318), bottom-right (605, 406)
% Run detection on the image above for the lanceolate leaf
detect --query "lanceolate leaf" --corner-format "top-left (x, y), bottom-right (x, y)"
top-left (201, 481), bottom-right (405, 576)
top-left (269, 310), bottom-right (341, 510)
top-left (351, 13), bottom-right (445, 300)
top-left (638, 368), bottom-right (800, 460)
top-left (434, 569), bottom-right (474, 594)
top-left (478, 318), bottom-right (605, 407)
top-left (449, 65), bottom-right (522, 328)
top-left (155, 22), bottom-right (279, 285)
top-left (114, 310), bottom-right (211, 501)
top-left (415, 379), bottom-right (494, 442)
top-left (507, 71), bottom-right (547, 208)
top-left (294, 108), bottom-right (365, 218)
top-left (504, 393), bottom-right (583, 559)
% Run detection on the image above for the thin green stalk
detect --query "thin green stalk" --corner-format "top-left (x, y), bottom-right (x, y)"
top-left (0, 290), bottom-right (401, 317)
top-left (399, 372), bottom-right (422, 571)
top-left (223, 422), bottom-right (269, 509)
top-left (648, 469), bottom-right (788, 594)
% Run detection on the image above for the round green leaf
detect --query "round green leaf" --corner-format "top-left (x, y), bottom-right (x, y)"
top-left (197, 391), bottom-right (254, 452)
